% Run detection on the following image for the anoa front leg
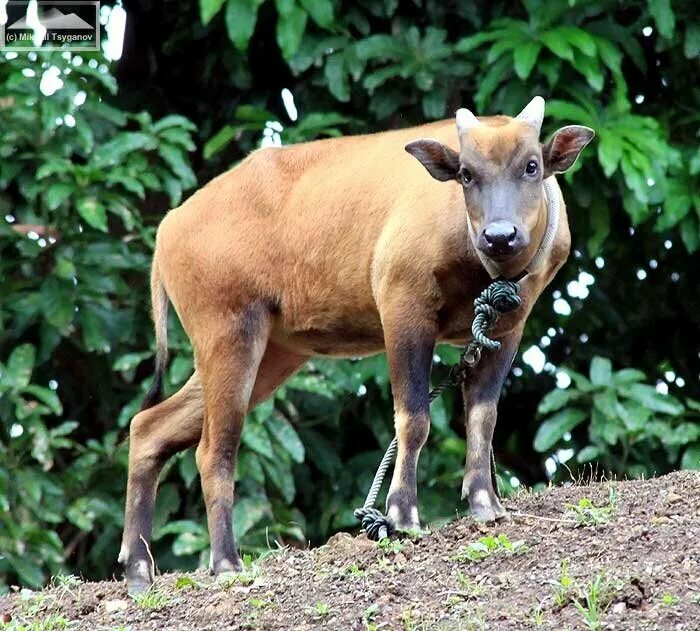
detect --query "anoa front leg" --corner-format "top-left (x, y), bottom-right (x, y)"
top-left (461, 325), bottom-right (524, 522)
top-left (381, 300), bottom-right (437, 531)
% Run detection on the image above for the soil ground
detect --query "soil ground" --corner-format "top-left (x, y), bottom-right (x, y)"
top-left (1, 470), bottom-right (699, 630)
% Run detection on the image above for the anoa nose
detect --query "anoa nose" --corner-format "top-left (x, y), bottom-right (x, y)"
top-left (480, 221), bottom-right (519, 259)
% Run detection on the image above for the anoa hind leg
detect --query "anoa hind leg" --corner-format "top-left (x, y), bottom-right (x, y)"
top-left (121, 342), bottom-right (305, 591)
top-left (120, 373), bottom-right (203, 593)
top-left (193, 304), bottom-right (271, 575)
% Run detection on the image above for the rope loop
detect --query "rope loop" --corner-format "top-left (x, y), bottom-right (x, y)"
top-left (471, 280), bottom-right (521, 350)
top-left (353, 507), bottom-right (395, 540)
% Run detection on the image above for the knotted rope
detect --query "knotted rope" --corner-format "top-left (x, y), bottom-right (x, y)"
top-left (354, 279), bottom-right (521, 540)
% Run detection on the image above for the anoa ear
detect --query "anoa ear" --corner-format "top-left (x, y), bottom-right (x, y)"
top-left (405, 139), bottom-right (460, 182)
top-left (542, 125), bottom-right (595, 177)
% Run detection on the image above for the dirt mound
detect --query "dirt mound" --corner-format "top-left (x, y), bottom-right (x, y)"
top-left (2, 471), bottom-right (699, 630)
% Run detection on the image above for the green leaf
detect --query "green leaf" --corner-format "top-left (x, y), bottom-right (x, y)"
top-left (45, 182), bottom-right (74, 210)
top-left (200, 0), bottom-right (227, 24)
top-left (617, 401), bottom-right (651, 432)
top-left (233, 496), bottom-right (270, 538)
top-left (261, 457), bottom-right (295, 502)
top-left (533, 408), bottom-right (587, 452)
top-left (204, 125), bottom-right (237, 160)
top-left (41, 278), bottom-right (75, 332)
top-left (113, 351), bottom-right (152, 372)
top-left (681, 443), bottom-right (700, 470)
top-left (225, 0), bottom-right (263, 50)
top-left (621, 384), bottom-right (684, 416)
top-left (539, 31), bottom-right (574, 61)
top-left (276, 5), bottom-right (308, 59)
top-left (173, 529), bottom-right (209, 556)
top-left (612, 368), bottom-right (646, 385)
top-left (299, 0), bottom-right (333, 28)
top-left (91, 132), bottom-right (155, 168)
top-left (6, 555), bottom-right (44, 588)
top-left (152, 115), bottom-right (197, 133)
top-left (576, 445), bottom-right (601, 463)
top-left (178, 450), bottom-right (198, 487)
top-left (513, 41), bottom-right (541, 80)
top-left (561, 368), bottom-right (594, 392)
top-left (556, 26), bottom-right (597, 57)
top-left (685, 24), bottom-right (700, 58)
top-left (3, 344), bottom-right (36, 389)
top-left (657, 177), bottom-right (692, 231)
top-left (454, 31), bottom-right (498, 54)
top-left (242, 420), bottom-right (275, 459)
top-left (77, 305), bottom-right (110, 352)
top-left (589, 356), bottom-right (612, 386)
top-left (593, 389), bottom-right (617, 419)
top-left (572, 51), bottom-right (603, 91)
top-left (324, 53), bottom-right (350, 102)
top-left (537, 388), bottom-right (581, 415)
top-left (679, 214), bottom-right (699, 253)
top-left (76, 197), bottom-right (108, 232)
top-left (158, 144), bottom-right (197, 189)
top-left (22, 385), bottom-right (63, 415)
top-left (266, 414), bottom-right (305, 463)
top-left (648, 0), bottom-right (675, 39)
top-left (474, 55), bottom-right (511, 110)
top-left (597, 133), bottom-right (622, 177)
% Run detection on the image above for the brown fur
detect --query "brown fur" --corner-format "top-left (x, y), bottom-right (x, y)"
top-left (120, 113), bottom-right (582, 591)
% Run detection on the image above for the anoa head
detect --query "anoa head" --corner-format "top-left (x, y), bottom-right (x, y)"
top-left (406, 97), bottom-right (594, 265)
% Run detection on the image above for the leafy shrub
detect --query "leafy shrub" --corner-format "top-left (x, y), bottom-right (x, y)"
top-left (535, 357), bottom-right (700, 477)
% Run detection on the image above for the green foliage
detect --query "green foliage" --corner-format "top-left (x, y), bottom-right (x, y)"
top-left (452, 534), bottom-right (528, 563)
top-left (534, 357), bottom-right (700, 477)
top-left (130, 587), bottom-right (171, 610)
top-left (565, 488), bottom-right (618, 527)
top-left (572, 574), bottom-right (621, 631)
top-left (1, 0), bottom-right (698, 593)
top-left (0, 52), bottom-right (196, 590)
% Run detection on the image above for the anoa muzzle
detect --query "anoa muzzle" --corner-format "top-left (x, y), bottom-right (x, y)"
top-left (119, 96), bottom-right (594, 594)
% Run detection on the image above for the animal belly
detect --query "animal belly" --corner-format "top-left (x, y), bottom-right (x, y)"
top-left (275, 318), bottom-right (385, 357)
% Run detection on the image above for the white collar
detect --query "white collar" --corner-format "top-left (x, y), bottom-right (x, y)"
top-left (467, 176), bottom-right (560, 280)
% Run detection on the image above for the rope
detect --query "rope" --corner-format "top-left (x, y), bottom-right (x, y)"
top-left (354, 279), bottom-right (521, 540)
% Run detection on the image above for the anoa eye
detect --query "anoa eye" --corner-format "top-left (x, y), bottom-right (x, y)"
top-left (525, 160), bottom-right (538, 176)
top-left (461, 168), bottom-right (473, 184)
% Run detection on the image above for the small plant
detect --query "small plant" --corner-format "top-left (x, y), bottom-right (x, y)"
top-left (464, 609), bottom-right (487, 631)
top-left (565, 488), bottom-right (618, 527)
top-left (550, 559), bottom-right (577, 608)
top-left (572, 574), bottom-right (619, 631)
top-left (660, 593), bottom-right (679, 606)
top-left (1, 613), bottom-right (71, 631)
top-left (455, 571), bottom-right (485, 599)
top-left (131, 587), bottom-right (170, 611)
top-left (344, 563), bottom-right (366, 579)
top-left (364, 604), bottom-right (380, 631)
top-left (400, 608), bottom-right (415, 631)
top-left (377, 538), bottom-right (404, 554)
top-left (51, 574), bottom-right (82, 590)
top-left (313, 602), bottom-right (331, 617)
top-left (530, 600), bottom-right (545, 627)
top-left (175, 576), bottom-right (203, 590)
top-left (453, 534), bottom-right (528, 562)
top-left (217, 567), bottom-right (259, 588)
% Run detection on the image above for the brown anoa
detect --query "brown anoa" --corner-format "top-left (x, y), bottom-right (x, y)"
top-left (119, 97), bottom-right (594, 593)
